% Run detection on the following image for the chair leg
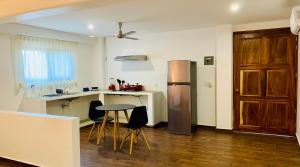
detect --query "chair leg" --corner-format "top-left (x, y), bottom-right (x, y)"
top-left (88, 123), bottom-right (96, 141)
top-left (120, 130), bottom-right (129, 150)
top-left (130, 129), bottom-right (134, 156)
top-left (103, 127), bottom-right (106, 138)
top-left (97, 123), bottom-right (101, 137)
top-left (114, 111), bottom-right (118, 151)
top-left (141, 129), bottom-right (150, 151)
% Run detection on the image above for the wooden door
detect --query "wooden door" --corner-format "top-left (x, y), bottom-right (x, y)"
top-left (233, 28), bottom-right (297, 135)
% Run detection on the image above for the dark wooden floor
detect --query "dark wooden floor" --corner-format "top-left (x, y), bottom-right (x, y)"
top-left (1, 125), bottom-right (300, 167)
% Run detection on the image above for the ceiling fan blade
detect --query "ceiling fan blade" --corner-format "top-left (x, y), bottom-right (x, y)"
top-left (123, 31), bottom-right (136, 36)
top-left (124, 37), bottom-right (139, 40)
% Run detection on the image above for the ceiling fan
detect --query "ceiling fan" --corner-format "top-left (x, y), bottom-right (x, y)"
top-left (113, 22), bottom-right (139, 40)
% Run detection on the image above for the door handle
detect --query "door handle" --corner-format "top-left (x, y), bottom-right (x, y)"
top-left (235, 89), bottom-right (240, 92)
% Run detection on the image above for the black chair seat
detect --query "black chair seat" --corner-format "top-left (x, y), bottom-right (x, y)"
top-left (92, 116), bottom-right (114, 123)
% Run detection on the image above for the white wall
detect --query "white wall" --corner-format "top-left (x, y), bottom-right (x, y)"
top-left (0, 34), bottom-right (23, 110)
top-left (91, 38), bottom-right (106, 88)
top-left (215, 25), bottom-right (233, 130)
top-left (233, 19), bottom-right (289, 32)
top-left (106, 28), bottom-right (216, 126)
top-left (0, 110), bottom-right (80, 167)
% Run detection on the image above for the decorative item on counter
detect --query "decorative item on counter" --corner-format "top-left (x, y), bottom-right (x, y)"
top-left (91, 87), bottom-right (99, 91)
top-left (116, 79), bottom-right (121, 90)
top-left (56, 89), bottom-right (64, 94)
top-left (120, 80), bottom-right (126, 90)
top-left (122, 83), bottom-right (144, 91)
top-left (108, 84), bottom-right (116, 91)
top-left (108, 78), bottom-right (116, 91)
top-left (83, 87), bottom-right (90, 92)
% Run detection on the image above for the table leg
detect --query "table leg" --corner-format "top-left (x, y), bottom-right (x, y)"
top-left (124, 110), bottom-right (129, 122)
top-left (114, 111), bottom-right (117, 151)
top-left (117, 111), bottom-right (120, 143)
top-left (97, 111), bottom-right (109, 145)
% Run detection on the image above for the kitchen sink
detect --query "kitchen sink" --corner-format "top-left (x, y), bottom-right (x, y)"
top-left (43, 92), bottom-right (78, 97)
top-left (44, 94), bottom-right (62, 97)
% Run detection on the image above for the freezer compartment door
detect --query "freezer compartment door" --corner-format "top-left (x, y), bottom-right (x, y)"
top-left (168, 84), bottom-right (191, 134)
top-left (168, 60), bottom-right (191, 83)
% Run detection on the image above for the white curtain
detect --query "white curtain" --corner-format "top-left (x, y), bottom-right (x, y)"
top-left (12, 35), bottom-right (78, 97)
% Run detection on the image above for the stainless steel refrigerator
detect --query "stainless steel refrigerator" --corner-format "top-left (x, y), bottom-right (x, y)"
top-left (167, 60), bottom-right (197, 135)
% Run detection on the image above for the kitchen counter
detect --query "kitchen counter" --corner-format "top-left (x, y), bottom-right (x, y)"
top-left (100, 90), bottom-right (157, 95)
top-left (32, 91), bottom-right (102, 101)
top-left (20, 91), bottom-right (102, 127)
top-left (20, 90), bottom-right (162, 127)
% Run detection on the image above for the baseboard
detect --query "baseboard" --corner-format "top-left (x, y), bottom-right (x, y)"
top-left (153, 122), bottom-right (221, 131)
top-left (197, 125), bottom-right (217, 130)
top-left (79, 120), bottom-right (94, 128)
top-left (0, 157), bottom-right (37, 167)
top-left (296, 133), bottom-right (300, 146)
top-left (153, 121), bottom-right (167, 128)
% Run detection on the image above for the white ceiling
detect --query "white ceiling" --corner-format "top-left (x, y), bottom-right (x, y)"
top-left (13, 0), bottom-right (300, 36)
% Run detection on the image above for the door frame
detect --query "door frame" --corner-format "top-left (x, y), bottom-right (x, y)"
top-left (232, 28), bottom-right (298, 135)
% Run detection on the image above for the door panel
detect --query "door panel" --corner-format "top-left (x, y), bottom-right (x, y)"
top-left (168, 85), bottom-right (191, 134)
top-left (240, 70), bottom-right (263, 96)
top-left (269, 36), bottom-right (288, 64)
top-left (266, 70), bottom-right (289, 97)
top-left (239, 38), bottom-right (263, 65)
top-left (168, 60), bottom-right (190, 83)
top-left (239, 100), bottom-right (261, 128)
top-left (262, 101), bottom-right (291, 134)
top-left (234, 28), bottom-right (297, 136)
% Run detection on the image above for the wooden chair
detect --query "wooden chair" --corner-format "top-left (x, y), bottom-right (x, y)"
top-left (120, 106), bottom-right (150, 155)
top-left (88, 100), bottom-right (113, 141)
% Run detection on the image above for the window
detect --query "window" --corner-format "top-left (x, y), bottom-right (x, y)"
top-left (12, 35), bottom-right (77, 96)
top-left (22, 49), bottom-right (75, 86)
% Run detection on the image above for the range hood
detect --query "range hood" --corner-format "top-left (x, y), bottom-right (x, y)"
top-left (114, 55), bottom-right (147, 61)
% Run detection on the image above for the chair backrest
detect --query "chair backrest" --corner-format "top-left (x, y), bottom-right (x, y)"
top-left (128, 106), bottom-right (148, 129)
top-left (89, 100), bottom-right (105, 120)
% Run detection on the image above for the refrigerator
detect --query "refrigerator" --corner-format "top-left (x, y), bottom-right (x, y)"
top-left (167, 60), bottom-right (197, 135)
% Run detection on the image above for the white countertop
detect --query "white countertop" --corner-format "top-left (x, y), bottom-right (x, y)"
top-left (101, 90), bottom-right (157, 95)
top-left (28, 90), bottom-right (158, 101)
top-left (31, 91), bottom-right (102, 101)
